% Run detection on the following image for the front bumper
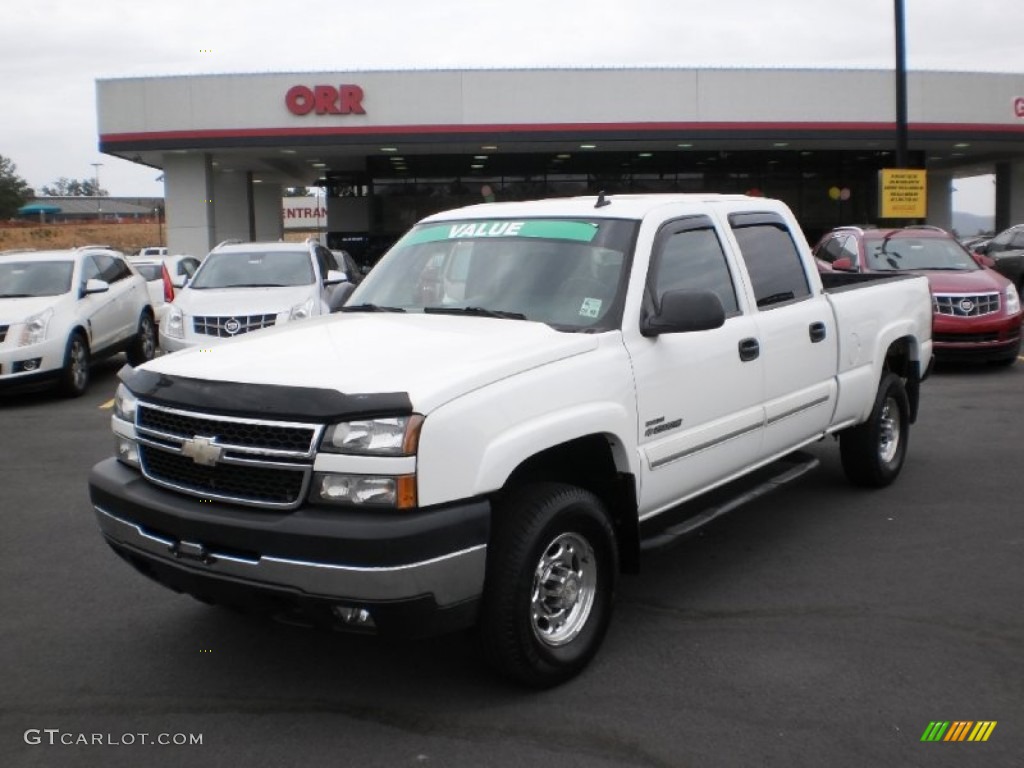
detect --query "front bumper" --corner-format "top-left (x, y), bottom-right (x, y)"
top-left (89, 458), bottom-right (490, 635)
top-left (0, 335), bottom-right (65, 390)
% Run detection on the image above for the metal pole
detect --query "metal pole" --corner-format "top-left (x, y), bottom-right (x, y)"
top-left (91, 162), bottom-right (104, 219)
top-left (894, 0), bottom-right (909, 169)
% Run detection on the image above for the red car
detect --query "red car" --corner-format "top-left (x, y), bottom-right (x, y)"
top-left (814, 225), bottom-right (1022, 365)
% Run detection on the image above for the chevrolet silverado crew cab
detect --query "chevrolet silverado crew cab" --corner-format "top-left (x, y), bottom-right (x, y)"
top-left (89, 194), bottom-right (933, 687)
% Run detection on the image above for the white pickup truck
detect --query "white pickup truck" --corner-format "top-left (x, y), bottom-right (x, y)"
top-left (89, 194), bottom-right (933, 687)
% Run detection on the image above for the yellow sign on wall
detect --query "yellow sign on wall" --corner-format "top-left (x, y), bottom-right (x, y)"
top-left (878, 168), bottom-right (927, 219)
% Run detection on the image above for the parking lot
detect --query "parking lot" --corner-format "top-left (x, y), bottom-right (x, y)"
top-left (1, 357), bottom-right (1020, 767)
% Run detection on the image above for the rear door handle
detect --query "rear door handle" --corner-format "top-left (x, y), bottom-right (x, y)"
top-left (809, 321), bottom-right (827, 343)
top-left (738, 337), bottom-right (760, 362)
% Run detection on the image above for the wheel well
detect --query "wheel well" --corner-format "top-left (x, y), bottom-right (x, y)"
top-left (884, 336), bottom-right (921, 423)
top-left (502, 435), bottom-right (640, 573)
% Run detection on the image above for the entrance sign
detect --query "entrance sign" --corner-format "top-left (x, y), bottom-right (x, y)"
top-left (878, 169), bottom-right (927, 219)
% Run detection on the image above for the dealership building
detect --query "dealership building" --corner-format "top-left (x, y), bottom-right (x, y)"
top-left (96, 67), bottom-right (1024, 261)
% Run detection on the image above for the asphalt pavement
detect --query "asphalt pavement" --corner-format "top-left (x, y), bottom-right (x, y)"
top-left (1, 357), bottom-right (1020, 768)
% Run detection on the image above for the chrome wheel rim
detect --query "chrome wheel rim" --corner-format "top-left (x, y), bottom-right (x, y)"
top-left (70, 340), bottom-right (88, 390)
top-left (878, 395), bottom-right (901, 464)
top-left (531, 532), bottom-right (597, 647)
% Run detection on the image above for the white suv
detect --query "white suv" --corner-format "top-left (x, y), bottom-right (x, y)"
top-left (0, 247), bottom-right (156, 396)
top-left (159, 239), bottom-right (352, 352)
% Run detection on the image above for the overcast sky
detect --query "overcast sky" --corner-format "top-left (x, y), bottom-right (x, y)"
top-left (2, 0), bottom-right (1020, 214)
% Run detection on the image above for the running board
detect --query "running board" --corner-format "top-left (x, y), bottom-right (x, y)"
top-left (640, 452), bottom-right (820, 552)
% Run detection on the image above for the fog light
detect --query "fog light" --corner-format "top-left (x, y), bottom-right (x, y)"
top-left (332, 605), bottom-right (375, 627)
top-left (13, 358), bottom-right (42, 372)
top-left (116, 437), bottom-right (140, 468)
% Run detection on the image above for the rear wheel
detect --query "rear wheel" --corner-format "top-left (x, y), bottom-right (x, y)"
top-left (58, 332), bottom-right (90, 397)
top-left (840, 372), bottom-right (910, 487)
top-left (478, 482), bottom-right (618, 688)
top-left (126, 312), bottom-right (157, 365)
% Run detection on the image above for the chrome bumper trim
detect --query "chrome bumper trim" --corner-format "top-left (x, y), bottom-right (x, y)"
top-left (93, 505), bottom-right (486, 607)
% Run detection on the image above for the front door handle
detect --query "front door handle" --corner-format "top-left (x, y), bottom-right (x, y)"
top-left (738, 337), bottom-right (760, 362)
top-left (809, 321), bottom-right (827, 343)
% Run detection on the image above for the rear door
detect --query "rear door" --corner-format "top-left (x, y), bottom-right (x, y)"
top-left (627, 215), bottom-right (765, 517)
top-left (727, 212), bottom-right (838, 457)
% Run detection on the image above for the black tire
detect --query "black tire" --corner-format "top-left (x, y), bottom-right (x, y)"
top-left (126, 311), bottom-right (157, 365)
top-left (839, 372), bottom-right (910, 488)
top-left (477, 482), bottom-right (618, 688)
top-left (58, 332), bottom-right (90, 397)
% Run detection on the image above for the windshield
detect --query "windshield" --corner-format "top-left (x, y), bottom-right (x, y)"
top-left (189, 250), bottom-right (314, 289)
top-left (865, 236), bottom-right (979, 272)
top-left (0, 260), bottom-right (74, 297)
top-left (346, 218), bottom-right (638, 331)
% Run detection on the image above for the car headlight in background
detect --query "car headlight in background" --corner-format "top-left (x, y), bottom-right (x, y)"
top-left (113, 384), bottom-right (138, 422)
top-left (163, 306), bottom-right (185, 338)
top-left (1006, 284), bottom-right (1021, 315)
top-left (289, 297), bottom-right (315, 321)
top-left (321, 415), bottom-right (423, 456)
top-left (18, 308), bottom-right (54, 346)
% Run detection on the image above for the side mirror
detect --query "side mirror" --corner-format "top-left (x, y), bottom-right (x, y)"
top-left (973, 242), bottom-right (989, 254)
top-left (83, 278), bottom-right (110, 296)
top-left (171, 274), bottom-right (188, 288)
top-left (640, 289), bottom-right (726, 337)
top-left (327, 282), bottom-right (356, 311)
top-left (972, 252), bottom-right (995, 268)
top-left (324, 269), bottom-right (348, 286)
top-left (831, 257), bottom-right (856, 272)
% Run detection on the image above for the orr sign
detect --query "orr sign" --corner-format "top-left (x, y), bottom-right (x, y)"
top-left (286, 84), bottom-right (365, 116)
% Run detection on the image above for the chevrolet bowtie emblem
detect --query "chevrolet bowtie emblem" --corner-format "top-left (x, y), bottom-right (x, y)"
top-left (181, 436), bottom-right (223, 466)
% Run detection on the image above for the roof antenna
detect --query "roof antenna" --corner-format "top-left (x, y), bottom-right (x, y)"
top-left (594, 190), bottom-right (611, 208)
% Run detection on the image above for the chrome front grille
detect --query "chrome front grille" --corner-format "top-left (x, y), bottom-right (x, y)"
top-left (134, 402), bottom-right (323, 509)
top-left (933, 293), bottom-right (1000, 317)
top-left (192, 314), bottom-right (276, 338)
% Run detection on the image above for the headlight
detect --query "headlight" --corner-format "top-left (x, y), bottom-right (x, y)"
top-left (289, 297), bottom-right (315, 321)
top-left (1006, 284), bottom-right (1021, 315)
top-left (313, 473), bottom-right (417, 508)
top-left (321, 415), bottom-right (423, 455)
top-left (18, 308), bottom-right (53, 346)
top-left (163, 306), bottom-right (185, 338)
top-left (113, 384), bottom-right (138, 422)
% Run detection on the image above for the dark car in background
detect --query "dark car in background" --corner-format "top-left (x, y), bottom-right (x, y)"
top-left (974, 224), bottom-right (1024, 291)
top-left (814, 225), bottom-right (1022, 365)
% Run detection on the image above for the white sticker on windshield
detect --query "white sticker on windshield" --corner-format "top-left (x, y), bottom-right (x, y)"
top-left (579, 297), bottom-right (602, 318)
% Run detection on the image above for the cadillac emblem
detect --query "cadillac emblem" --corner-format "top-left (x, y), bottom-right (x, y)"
top-left (958, 298), bottom-right (975, 314)
top-left (181, 436), bottom-right (223, 466)
top-left (223, 317), bottom-right (242, 335)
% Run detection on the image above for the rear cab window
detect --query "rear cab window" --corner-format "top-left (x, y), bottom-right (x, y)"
top-left (729, 212), bottom-right (811, 309)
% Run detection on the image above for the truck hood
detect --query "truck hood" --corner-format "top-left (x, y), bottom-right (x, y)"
top-left (173, 285), bottom-right (315, 316)
top-left (147, 313), bottom-right (600, 412)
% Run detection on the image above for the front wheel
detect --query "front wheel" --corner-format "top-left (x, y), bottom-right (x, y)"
top-left (126, 312), bottom-right (157, 365)
top-left (839, 372), bottom-right (910, 487)
top-left (58, 332), bottom-right (90, 397)
top-left (477, 482), bottom-right (618, 688)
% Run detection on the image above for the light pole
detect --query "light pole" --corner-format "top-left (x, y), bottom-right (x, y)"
top-left (893, 0), bottom-right (908, 169)
top-left (91, 162), bottom-right (103, 219)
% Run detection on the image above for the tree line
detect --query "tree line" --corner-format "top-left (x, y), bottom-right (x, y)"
top-left (1, 153), bottom-right (108, 219)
